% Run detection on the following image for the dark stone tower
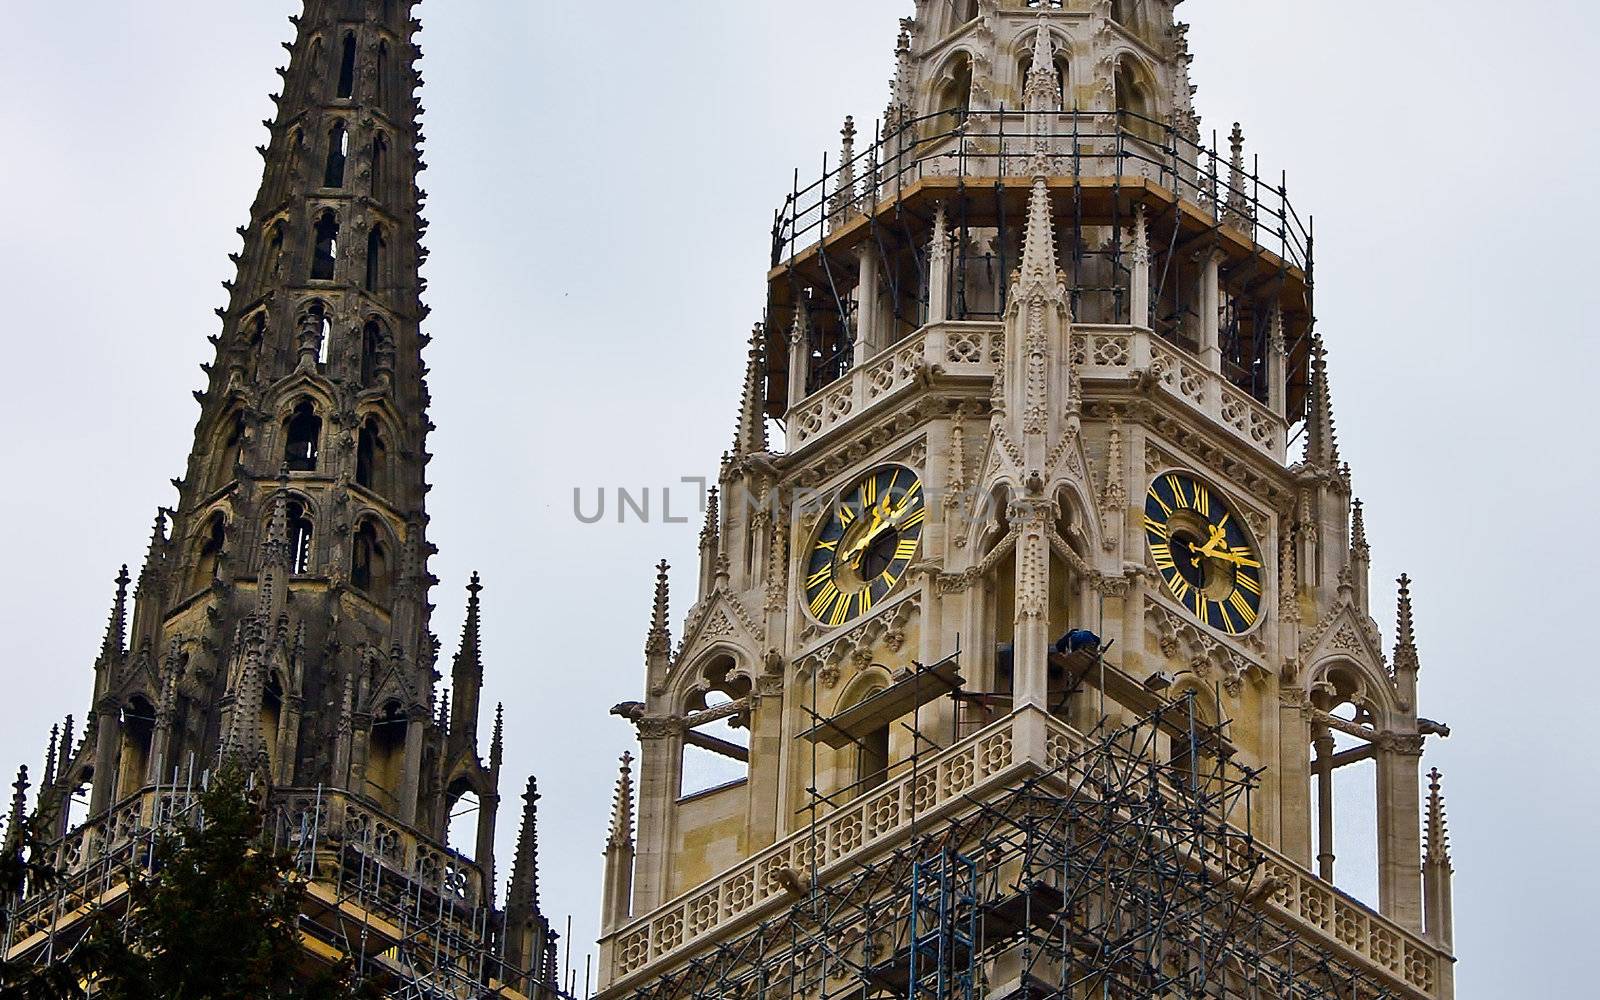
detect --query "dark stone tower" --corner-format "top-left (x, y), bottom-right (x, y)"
top-left (19, 0), bottom-right (515, 923)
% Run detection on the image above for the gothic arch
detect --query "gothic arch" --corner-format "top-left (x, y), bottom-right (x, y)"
top-left (187, 505), bottom-right (231, 595)
top-left (280, 396), bottom-right (326, 473)
top-left (1305, 654), bottom-right (1400, 730)
top-left (925, 49), bottom-right (977, 129)
top-left (676, 646), bottom-right (755, 712)
top-left (1112, 52), bottom-right (1162, 139)
top-left (351, 512), bottom-right (397, 602)
top-left (355, 410), bottom-right (395, 493)
top-left (264, 489), bottom-right (319, 575)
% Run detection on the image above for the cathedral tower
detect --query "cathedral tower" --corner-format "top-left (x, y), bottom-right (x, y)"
top-left (5, 3), bottom-right (554, 994)
top-left (600, 4), bottom-right (1456, 1000)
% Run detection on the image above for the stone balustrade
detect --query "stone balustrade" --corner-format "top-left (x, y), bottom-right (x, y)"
top-left (599, 709), bottom-right (1446, 998)
top-left (786, 321), bottom-right (1285, 462)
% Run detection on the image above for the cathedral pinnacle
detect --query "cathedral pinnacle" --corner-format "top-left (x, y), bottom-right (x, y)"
top-left (607, 751), bottom-right (635, 850)
top-left (490, 702), bottom-right (505, 773)
top-left (1394, 573), bottom-right (1420, 674)
top-left (645, 560), bottom-right (672, 660)
top-left (733, 325), bottom-right (769, 457)
top-left (449, 574), bottom-right (485, 750)
top-left (1305, 336), bottom-right (1341, 469)
top-left (1424, 767), bottom-right (1452, 869)
top-left (99, 565), bottom-right (131, 666)
top-left (1351, 498), bottom-right (1370, 561)
top-left (3, 765), bottom-right (28, 855)
top-left (506, 776), bottom-right (543, 916)
top-left (1015, 179), bottom-right (1062, 292)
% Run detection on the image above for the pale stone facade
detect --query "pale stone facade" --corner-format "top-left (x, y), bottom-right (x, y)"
top-left (599, 3), bottom-right (1455, 999)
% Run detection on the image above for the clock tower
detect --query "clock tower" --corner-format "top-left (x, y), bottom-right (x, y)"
top-left (600, 3), bottom-right (1455, 1000)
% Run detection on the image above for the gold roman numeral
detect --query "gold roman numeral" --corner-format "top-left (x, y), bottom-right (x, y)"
top-left (1236, 570), bottom-right (1262, 595)
top-left (895, 538), bottom-right (920, 560)
top-left (1228, 590), bottom-right (1258, 627)
top-left (809, 581), bottom-right (840, 617)
top-left (1166, 475), bottom-right (1188, 508)
top-left (1148, 487), bottom-right (1173, 517)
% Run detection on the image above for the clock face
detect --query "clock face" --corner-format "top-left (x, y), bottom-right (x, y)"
top-left (1144, 472), bottom-right (1264, 636)
top-left (804, 465), bottom-right (926, 627)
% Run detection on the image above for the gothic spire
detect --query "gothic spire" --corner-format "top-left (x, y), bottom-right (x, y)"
top-left (1351, 498), bottom-right (1370, 561)
top-left (1305, 336), bottom-right (1340, 469)
top-left (42, 725), bottom-right (59, 790)
top-left (1424, 767), bottom-right (1452, 869)
top-left (3, 765), bottom-right (29, 855)
top-left (98, 565), bottom-right (131, 667)
top-left (1017, 180), bottom-right (1059, 288)
top-left (506, 776), bottom-right (543, 917)
top-left (1224, 122), bottom-right (1253, 230)
top-left (1394, 574), bottom-right (1420, 674)
top-left (829, 117), bottom-right (858, 227)
top-left (608, 751), bottom-right (635, 851)
top-left (1022, 22), bottom-right (1062, 114)
top-left (645, 560), bottom-right (671, 661)
top-left (450, 573), bottom-right (485, 748)
top-left (489, 702), bottom-right (505, 773)
top-left (733, 325), bottom-right (768, 456)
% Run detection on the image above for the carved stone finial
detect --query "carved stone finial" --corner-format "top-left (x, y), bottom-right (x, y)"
top-left (1425, 767), bottom-right (1452, 869)
top-left (607, 752), bottom-right (635, 850)
top-left (645, 560), bottom-right (672, 660)
top-left (1394, 573), bottom-right (1419, 674)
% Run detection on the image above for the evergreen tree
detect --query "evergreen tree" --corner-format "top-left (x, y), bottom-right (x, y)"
top-left (2, 763), bottom-right (378, 999)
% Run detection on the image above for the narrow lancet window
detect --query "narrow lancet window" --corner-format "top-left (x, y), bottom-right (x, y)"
top-left (287, 501), bottom-right (314, 574)
top-left (356, 416), bottom-right (387, 491)
top-left (324, 121), bottom-right (348, 188)
top-left (337, 33), bottom-right (357, 99)
top-left (361, 320), bottom-right (384, 385)
top-left (352, 519), bottom-right (390, 601)
top-left (365, 224), bottom-right (386, 292)
top-left (370, 133), bottom-right (388, 200)
top-left (284, 400), bottom-right (322, 472)
top-left (311, 210), bottom-right (339, 280)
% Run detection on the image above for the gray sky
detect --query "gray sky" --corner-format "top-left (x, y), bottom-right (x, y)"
top-left (1, 2), bottom-right (1594, 994)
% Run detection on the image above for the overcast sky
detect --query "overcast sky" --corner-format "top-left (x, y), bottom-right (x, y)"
top-left (1, 2), bottom-right (1595, 995)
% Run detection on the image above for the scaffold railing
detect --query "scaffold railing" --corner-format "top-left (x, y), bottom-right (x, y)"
top-left (2, 776), bottom-right (569, 1000)
top-left (772, 108), bottom-right (1311, 275)
top-left (600, 702), bottom-right (1446, 1000)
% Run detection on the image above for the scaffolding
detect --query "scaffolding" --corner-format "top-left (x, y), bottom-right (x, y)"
top-left (2, 773), bottom-right (569, 1000)
top-left (618, 693), bottom-right (1413, 1000)
top-left (764, 107), bottom-right (1316, 424)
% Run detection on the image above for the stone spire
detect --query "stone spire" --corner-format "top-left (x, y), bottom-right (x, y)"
top-left (1394, 574), bottom-right (1419, 673)
top-left (1422, 767), bottom-right (1454, 949)
top-left (506, 776), bottom-right (543, 917)
top-left (829, 117), bottom-right (858, 228)
top-left (449, 573), bottom-right (485, 750)
top-left (1351, 498), bottom-right (1370, 561)
top-left (98, 565), bottom-right (131, 668)
top-left (733, 325), bottom-right (768, 456)
top-left (489, 702), bottom-right (505, 773)
top-left (1223, 122), bottom-right (1253, 231)
top-left (1022, 23), bottom-right (1062, 114)
top-left (4, 765), bottom-right (29, 855)
top-left (1304, 336), bottom-right (1340, 469)
top-left (601, 752), bottom-right (637, 933)
top-left (607, 751), bottom-right (635, 851)
top-left (1424, 767), bottom-right (1450, 868)
top-left (645, 560), bottom-right (672, 661)
top-left (42, 726), bottom-right (59, 791)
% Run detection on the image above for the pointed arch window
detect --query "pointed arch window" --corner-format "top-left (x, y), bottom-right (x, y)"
top-left (356, 415), bottom-right (388, 492)
top-left (1019, 42), bottom-right (1070, 109)
top-left (953, 0), bottom-right (978, 26)
top-left (212, 410), bottom-right (246, 486)
top-left (361, 319), bottom-right (385, 385)
top-left (192, 510), bottom-right (227, 593)
top-left (337, 32), bottom-right (358, 100)
top-left (367, 701), bottom-right (408, 811)
top-left (284, 399), bottom-right (322, 472)
top-left (267, 220), bottom-right (286, 278)
top-left (933, 55), bottom-right (973, 135)
top-left (1114, 61), bottom-right (1159, 141)
top-left (370, 132), bottom-right (388, 200)
top-left (287, 500), bottom-right (314, 575)
top-left (365, 224), bottom-right (386, 292)
top-left (311, 210), bottom-right (339, 281)
top-left (376, 41), bottom-right (390, 109)
top-left (352, 518), bottom-right (391, 602)
top-left (324, 121), bottom-right (349, 188)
